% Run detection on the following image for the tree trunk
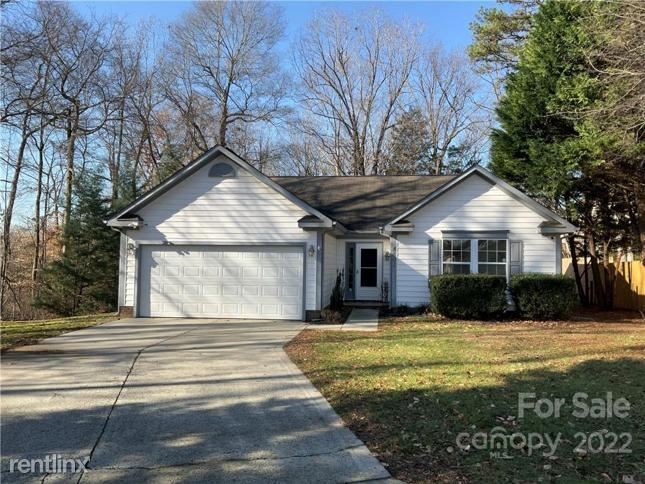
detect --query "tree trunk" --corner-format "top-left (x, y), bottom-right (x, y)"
top-left (602, 240), bottom-right (615, 309)
top-left (219, 85), bottom-right (230, 146)
top-left (63, 107), bottom-right (79, 235)
top-left (112, 101), bottom-right (126, 207)
top-left (32, 123), bottom-right (46, 286)
top-left (1, 117), bottom-right (31, 320)
top-left (567, 235), bottom-right (588, 306)
top-left (638, 180), bottom-right (645, 263)
top-left (587, 236), bottom-right (608, 309)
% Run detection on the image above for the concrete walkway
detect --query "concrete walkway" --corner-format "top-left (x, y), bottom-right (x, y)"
top-left (342, 308), bottom-right (380, 332)
top-left (1, 318), bottom-right (391, 483)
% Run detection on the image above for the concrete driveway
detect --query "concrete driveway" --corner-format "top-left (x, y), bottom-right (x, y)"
top-left (1, 318), bottom-right (392, 483)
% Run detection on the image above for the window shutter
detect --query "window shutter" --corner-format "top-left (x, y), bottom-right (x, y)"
top-left (510, 240), bottom-right (523, 275)
top-left (429, 240), bottom-right (441, 277)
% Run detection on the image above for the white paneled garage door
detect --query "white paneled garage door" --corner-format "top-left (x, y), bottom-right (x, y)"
top-left (139, 246), bottom-right (304, 320)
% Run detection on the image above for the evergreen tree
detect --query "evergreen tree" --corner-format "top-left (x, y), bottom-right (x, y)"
top-left (490, 0), bottom-right (600, 200)
top-left (384, 108), bottom-right (432, 175)
top-left (35, 174), bottom-right (119, 315)
top-left (487, 0), bottom-right (638, 307)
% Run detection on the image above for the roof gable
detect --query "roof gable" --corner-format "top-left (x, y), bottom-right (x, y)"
top-left (107, 146), bottom-right (333, 227)
top-left (386, 166), bottom-right (577, 233)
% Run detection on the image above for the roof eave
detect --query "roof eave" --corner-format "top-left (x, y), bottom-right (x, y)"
top-left (539, 221), bottom-right (578, 235)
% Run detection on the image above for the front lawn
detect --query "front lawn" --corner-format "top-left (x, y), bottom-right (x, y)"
top-left (1, 313), bottom-right (117, 351)
top-left (286, 313), bottom-right (645, 483)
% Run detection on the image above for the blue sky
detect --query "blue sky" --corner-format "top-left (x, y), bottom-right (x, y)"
top-left (75, 1), bottom-right (495, 54)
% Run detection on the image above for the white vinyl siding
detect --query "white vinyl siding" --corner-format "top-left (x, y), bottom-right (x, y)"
top-left (121, 155), bottom-right (317, 312)
top-left (396, 174), bottom-right (557, 306)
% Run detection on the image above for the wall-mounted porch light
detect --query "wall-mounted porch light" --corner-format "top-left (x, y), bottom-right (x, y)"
top-left (308, 245), bottom-right (316, 257)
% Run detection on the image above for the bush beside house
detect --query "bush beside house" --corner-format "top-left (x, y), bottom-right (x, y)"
top-left (321, 270), bottom-right (349, 324)
top-left (430, 274), bottom-right (507, 320)
top-left (511, 273), bottom-right (578, 319)
top-left (429, 273), bottom-right (578, 321)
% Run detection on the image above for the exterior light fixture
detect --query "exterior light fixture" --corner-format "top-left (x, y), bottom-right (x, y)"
top-left (308, 245), bottom-right (316, 257)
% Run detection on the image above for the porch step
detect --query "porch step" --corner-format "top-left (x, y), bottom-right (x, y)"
top-left (344, 301), bottom-right (388, 309)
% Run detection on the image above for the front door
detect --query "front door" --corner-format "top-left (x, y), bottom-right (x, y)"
top-left (355, 243), bottom-right (382, 300)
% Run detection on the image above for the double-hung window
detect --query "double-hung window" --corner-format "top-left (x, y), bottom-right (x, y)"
top-left (439, 236), bottom-right (509, 276)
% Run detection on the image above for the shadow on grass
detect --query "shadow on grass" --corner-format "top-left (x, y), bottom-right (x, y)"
top-left (308, 358), bottom-right (645, 483)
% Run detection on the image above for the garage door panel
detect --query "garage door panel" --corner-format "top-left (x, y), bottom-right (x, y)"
top-left (263, 286), bottom-right (279, 297)
top-left (140, 246), bottom-right (303, 320)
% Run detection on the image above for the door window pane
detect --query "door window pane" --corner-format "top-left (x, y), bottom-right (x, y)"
top-left (361, 268), bottom-right (377, 287)
top-left (361, 248), bottom-right (377, 267)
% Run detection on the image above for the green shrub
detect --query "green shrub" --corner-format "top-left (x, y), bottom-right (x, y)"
top-left (511, 273), bottom-right (577, 319)
top-left (329, 269), bottom-right (344, 311)
top-left (430, 274), bottom-right (507, 320)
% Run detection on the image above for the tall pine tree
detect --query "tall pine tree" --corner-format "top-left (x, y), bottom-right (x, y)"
top-left (35, 173), bottom-right (119, 315)
top-left (384, 108), bottom-right (432, 175)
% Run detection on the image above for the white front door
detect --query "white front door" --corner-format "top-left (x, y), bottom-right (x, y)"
top-left (355, 243), bottom-right (382, 300)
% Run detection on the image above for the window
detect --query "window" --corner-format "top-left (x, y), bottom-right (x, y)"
top-left (437, 238), bottom-right (509, 276)
top-left (442, 239), bottom-right (471, 274)
top-left (478, 239), bottom-right (507, 275)
top-left (208, 162), bottom-right (236, 178)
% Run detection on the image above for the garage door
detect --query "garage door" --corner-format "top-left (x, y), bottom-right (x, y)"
top-left (139, 246), bottom-right (304, 320)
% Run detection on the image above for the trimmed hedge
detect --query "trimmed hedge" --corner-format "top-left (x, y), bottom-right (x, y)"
top-left (511, 273), bottom-right (577, 319)
top-left (430, 274), bottom-right (507, 320)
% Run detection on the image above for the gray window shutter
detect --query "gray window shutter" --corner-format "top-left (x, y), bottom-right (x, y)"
top-left (429, 240), bottom-right (441, 277)
top-left (510, 240), bottom-right (523, 275)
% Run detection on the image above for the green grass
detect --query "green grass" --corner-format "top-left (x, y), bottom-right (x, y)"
top-left (1, 313), bottom-right (117, 351)
top-left (286, 314), bottom-right (645, 483)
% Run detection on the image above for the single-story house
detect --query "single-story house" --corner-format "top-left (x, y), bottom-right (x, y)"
top-left (107, 145), bottom-right (576, 320)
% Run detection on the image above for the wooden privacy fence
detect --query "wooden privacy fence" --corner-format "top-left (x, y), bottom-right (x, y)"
top-left (562, 259), bottom-right (645, 311)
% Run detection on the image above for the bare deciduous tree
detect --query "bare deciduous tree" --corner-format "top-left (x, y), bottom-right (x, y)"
top-left (1, 2), bottom-right (54, 314)
top-left (294, 9), bottom-right (420, 175)
top-left (164, 0), bottom-right (288, 152)
top-left (414, 46), bottom-right (491, 174)
top-left (37, 2), bottom-right (114, 228)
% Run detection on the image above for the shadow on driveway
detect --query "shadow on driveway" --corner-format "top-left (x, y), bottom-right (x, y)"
top-left (1, 318), bottom-right (391, 483)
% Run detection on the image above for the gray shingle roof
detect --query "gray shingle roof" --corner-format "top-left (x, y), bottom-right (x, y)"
top-left (271, 175), bottom-right (456, 231)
